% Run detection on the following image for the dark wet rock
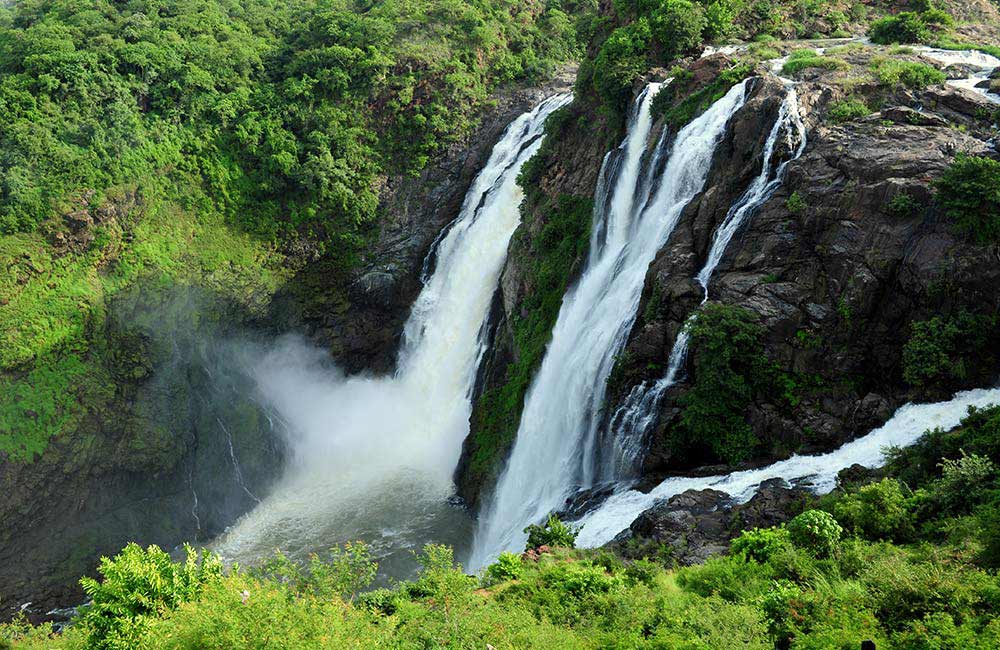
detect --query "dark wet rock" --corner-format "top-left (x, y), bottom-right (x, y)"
top-left (879, 106), bottom-right (950, 128)
top-left (611, 480), bottom-right (812, 564)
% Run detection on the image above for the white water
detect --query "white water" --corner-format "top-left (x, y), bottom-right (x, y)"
top-left (470, 80), bottom-right (753, 569)
top-left (917, 47), bottom-right (1000, 103)
top-left (575, 386), bottom-right (1000, 546)
top-left (609, 85), bottom-right (808, 476)
top-left (212, 94), bottom-right (571, 573)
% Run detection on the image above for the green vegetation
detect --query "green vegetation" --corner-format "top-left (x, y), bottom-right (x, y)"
top-left (827, 98), bottom-right (871, 123)
top-left (0, 0), bottom-right (593, 461)
top-left (466, 189), bottom-right (593, 488)
top-left (781, 48), bottom-right (850, 75)
top-left (674, 303), bottom-right (774, 464)
top-left (869, 11), bottom-right (934, 44)
top-left (936, 155), bottom-right (1000, 244)
top-left (785, 190), bottom-right (806, 213)
top-left (886, 192), bottom-right (921, 217)
top-left (650, 59), bottom-right (754, 128)
top-left (524, 513), bottom-right (581, 549)
top-left (902, 310), bottom-right (1000, 390)
top-left (8, 404), bottom-right (1000, 649)
top-left (871, 58), bottom-right (946, 89)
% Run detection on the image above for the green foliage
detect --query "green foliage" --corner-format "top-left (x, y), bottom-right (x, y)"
top-left (251, 542), bottom-right (376, 600)
top-left (887, 192), bottom-right (921, 217)
top-left (869, 11), bottom-right (931, 44)
top-left (676, 302), bottom-right (774, 464)
top-left (731, 526), bottom-right (791, 563)
top-left (467, 192), bottom-right (592, 490)
top-left (871, 58), bottom-right (946, 89)
top-left (787, 510), bottom-right (842, 556)
top-left (828, 98), bottom-right (871, 123)
top-left (834, 478), bottom-right (915, 541)
top-left (592, 20), bottom-right (653, 109)
top-left (524, 513), bottom-right (581, 549)
top-left (78, 543), bottom-right (222, 650)
top-left (785, 190), bottom-right (806, 213)
top-left (649, 0), bottom-right (706, 61)
top-left (483, 552), bottom-right (524, 585)
top-left (935, 453), bottom-right (997, 514)
top-left (901, 310), bottom-right (999, 389)
top-left (781, 49), bottom-right (850, 75)
top-left (651, 60), bottom-right (754, 129)
top-left (935, 155), bottom-right (1000, 243)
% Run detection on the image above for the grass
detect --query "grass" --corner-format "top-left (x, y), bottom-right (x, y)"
top-left (871, 58), bottom-right (946, 89)
top-left (781, 49), bottom-right (851, 75)
top-left (828, 98), bottom-right (872, 123)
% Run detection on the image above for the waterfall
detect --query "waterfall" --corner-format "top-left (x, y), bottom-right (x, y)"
top-left (211, 93), bottom-right (572, 571)
top-left (609, 86), bottom-right (807, 477)
top-left (575, 386), bottom-right (1000, 547)
top-left (469, 80), bottom-right (752, 569)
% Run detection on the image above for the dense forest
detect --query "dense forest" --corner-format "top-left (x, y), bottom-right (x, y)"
top-left (3, 0), bottom-right (1000, 647)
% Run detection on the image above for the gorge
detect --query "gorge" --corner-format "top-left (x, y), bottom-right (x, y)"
top-left (3, 1), bottom-right (1000, 647)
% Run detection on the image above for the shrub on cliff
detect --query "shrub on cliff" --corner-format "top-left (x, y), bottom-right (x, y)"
top-left (936, 155), bottom-right (1000, 243)
top-left (592, 20), bottom-right (653, 108)
top-left (677, 303), bottom-right (774, 464)
top-left (649, 0), bottom-right (706, 60)
top-left (902, 310), bottom-right (998, 389)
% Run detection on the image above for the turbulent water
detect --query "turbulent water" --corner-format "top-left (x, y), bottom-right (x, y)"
top-left (609, 84), bottom-right (807, 479)
top-left (917, 47), bottom-right (1000, 103)
top-left (212, 93), bottom-right (571, 576)
top-left (470, 80), bottom-right (754, 569)
top-left (575, 386), bottom-right (1000, 547)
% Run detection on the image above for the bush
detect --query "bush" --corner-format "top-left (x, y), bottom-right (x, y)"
top-left (649, 0), bottom-right (706, 60)
top-left (78, 543), bottom-right (223, 649)
top-left (786, 191), bottom-right (807, 213)
top-left (834, 479), bottom-right (915, 541)
top-left (934, 453), bottom-right (997, 514)
top-left (869, 12), bottom-right (931, 44)
top-left (920, 8), bottom-right (954, 27)
top-left (935, 155), bottom-right (1000, 243)
top-left (872, 59), bottom-right (946, 89)
top-left (887, 192), bottom-right (921, 217)
top-left (902, 310), bottom-right (999, 389)
top-left (787, 510), bottom-right (842, 556)
top-left (731, 526), bottom-right (792, 563)
top-left (828, 98), bottom-right (871, 123)
top-left (781, 52), bottom-right (850, 75)
top-left (592, 21), bottom-right (653, 108)
top-left (525, 514), bottom-right (581, 550)
top-left (483, 552), bottom-right (523, 585)
top-left (677, 303), bottom-right (775, 464)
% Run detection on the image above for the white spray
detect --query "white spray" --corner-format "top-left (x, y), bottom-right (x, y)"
top-left (212, 94), bottom-right (572, 570)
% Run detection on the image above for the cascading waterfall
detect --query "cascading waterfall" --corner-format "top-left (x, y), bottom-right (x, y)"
top-left (211, 93), bottom-right (571, 573)
top-left (469, 79), bottom-right (753, 569)
top-left (575, 386), bottom-right (1000, 547)
top-left (608, 85), bottom-right (807, 477)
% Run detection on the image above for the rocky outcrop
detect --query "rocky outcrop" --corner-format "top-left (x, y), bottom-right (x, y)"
top-left (605, 47), bottom-right (1000, 483)
top-left (611, 479), bottom-right (813, 564)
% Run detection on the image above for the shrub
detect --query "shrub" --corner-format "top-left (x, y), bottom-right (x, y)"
top-left (902, 310), bottom-right (999, 389)
top-left (525, 514), bottom-right (581, 550)
top-left (592, 21), bottom-right (653, 108)
top-left (78, 543), bottom-right (223, 649)
top-left (828, 98), bottom-right (871, 123)
top-left (934, 453), bottom-right (997, 514)
top-left (649, 0), bottom-right (706, 61)
top-left (935, 155), bottom-right (1000, 243)
top-left (787, 510), bottom-right (842, 556)
top-left (484, 552), bottom-right (523, 585)
top-left (887, 192), bottom-right (921, 217)
top-left (731, 526), bottom-right (792, 563)
top-left (834, 479), bottom-right (915, 541)
top-left (872, 59), bottom-right (946, 89)
top-left (703, 0), bottom-right (739, 41)
top-left (252, 543), bottom-right (377, 600)
top-left (920, 8), bottom-right (954, 27)
top-left (785, 191), bottom-right (807, 213)
top-left (677, 303), bottom-right (775, 464)
top-left (869, 12), bottom-right (931, 44)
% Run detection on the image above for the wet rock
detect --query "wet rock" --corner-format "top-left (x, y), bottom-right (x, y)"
top-left (879, 106), bottom-right (950, 128)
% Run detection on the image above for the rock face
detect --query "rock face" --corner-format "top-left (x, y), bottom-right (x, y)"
top-left (604, 51), bottom-right (1000, 484)
top-left (611, 479), bottom-right (813, 565)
